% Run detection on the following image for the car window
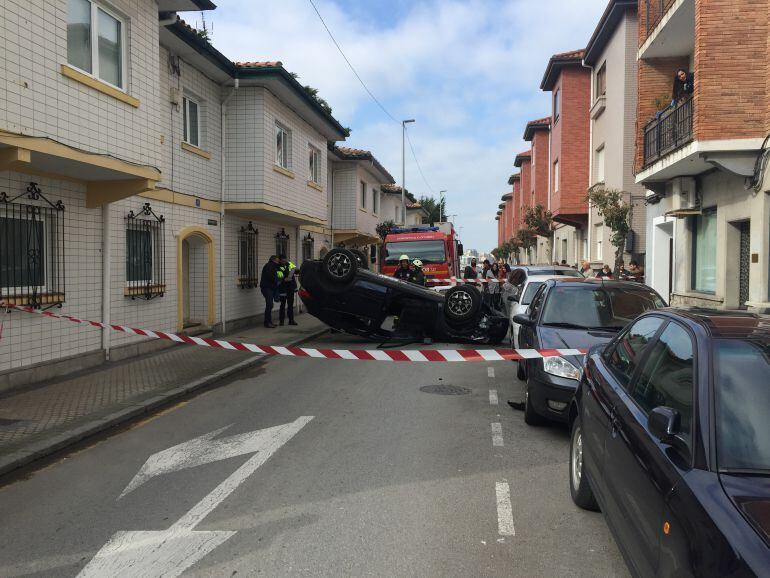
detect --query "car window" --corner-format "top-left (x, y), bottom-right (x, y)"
top-left (527, 285), bottom-right (547, 319)
top-left (630, 322), bottom-right (694, 438)
top-left (521, 282), bottom-right (544, 305)
top-left (605, 316), bottom-right (665, 390)
top-left (540, 286), bottom-right (665, 329)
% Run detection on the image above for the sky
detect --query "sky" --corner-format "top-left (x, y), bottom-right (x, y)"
top-left (202, 0), bottom-right (609, 252)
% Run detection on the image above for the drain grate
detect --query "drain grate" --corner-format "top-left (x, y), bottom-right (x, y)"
top-left (419, 384), bottom-right (471, 396)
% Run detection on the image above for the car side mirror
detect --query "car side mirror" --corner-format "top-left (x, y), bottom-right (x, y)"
top-left (649, 407), bottom-right (690, 458)
top-left (513, 313), bottom-right (533, 327)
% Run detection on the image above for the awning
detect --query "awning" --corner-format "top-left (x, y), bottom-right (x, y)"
top-left (333, 229), bottom-right (380, 246)
top-left (665, 207), bottom-right (702, 218)
top-left (0, 131), bottom-right (160, 208)
top-left (224, 202), bottom-right (326, 227)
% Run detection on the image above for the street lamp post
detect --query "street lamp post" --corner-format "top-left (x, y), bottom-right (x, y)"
top-left (401, 119), bottom-right (415, 225)
top-left (439, 190), bottom-right (447, 222)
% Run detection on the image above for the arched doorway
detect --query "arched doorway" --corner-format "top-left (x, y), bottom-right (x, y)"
top-left (177, 226), bottom-right (215, 331)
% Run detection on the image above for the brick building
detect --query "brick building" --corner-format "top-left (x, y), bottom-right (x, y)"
top-left (540, 50), bottom-right (591, 268)
top-left (513, 150), bottom-right (534, 263)
top-left (637, 0), bottom-right (770, 309)
top-left (523, 118), bottom-right (552, 263)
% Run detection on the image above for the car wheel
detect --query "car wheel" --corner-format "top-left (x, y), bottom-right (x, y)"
top-left (570, 417), bottom-right (599, 511)
top-left (349, 248), bottom-right (369, 270)
top-left (444, 285), bottom-right (481, 323)
top-left (517, 363), bottom-right (525, 381)
top-left (322, 248), bottom-right (358, 283)
top-left (523, 386), bottom-right (544, 426)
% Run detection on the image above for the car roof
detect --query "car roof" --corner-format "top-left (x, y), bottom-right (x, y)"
top-left (545, 278), bottom-right (646, 289)
top-left (512, 265), bottom-right (577, 272)
top-left (654, 307), bottom-right (770, 340)
top-left (525, 274), bottom-right (580, 283)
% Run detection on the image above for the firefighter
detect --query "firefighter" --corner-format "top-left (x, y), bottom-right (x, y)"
top-left (410, 259), bottom-right (426, 286)
top-left (394, 254), bottom-right (412, 281)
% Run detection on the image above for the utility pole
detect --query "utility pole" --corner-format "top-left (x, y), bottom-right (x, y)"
top-left (401, 119), bottom-right (415, 224)
top-left (439, 190), bottom-right (446, 222)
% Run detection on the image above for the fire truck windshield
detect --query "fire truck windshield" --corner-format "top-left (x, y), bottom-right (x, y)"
top-left (384, 240), bottom-right (446, 264)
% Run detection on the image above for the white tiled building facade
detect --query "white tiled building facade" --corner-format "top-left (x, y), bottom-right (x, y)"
top-left (0, 0), bottom-right (348, 383)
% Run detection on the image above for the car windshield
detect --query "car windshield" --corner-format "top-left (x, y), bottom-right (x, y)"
top-left (384, 241), bottom-right (446, 264)
top-left (540, 286), bottom-right (664, 329)
top-left (714, 338), bottom-right (770, 472)
top-left (528, 268), bottom-right (584, 278)
top-left (521, 282), bottom-right (544, 305)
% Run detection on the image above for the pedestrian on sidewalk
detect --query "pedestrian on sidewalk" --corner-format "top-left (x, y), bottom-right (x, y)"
top-left (277, 254), bottom-right (298, 326)
top-left (260, 255), bottom-right (280, 328)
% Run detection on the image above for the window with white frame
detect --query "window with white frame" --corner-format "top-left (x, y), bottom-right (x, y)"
top-left (308, 144), bottom-right (320, 183)
top-left (371, 185), bottom-right (378, 214)
top-left (275, 123), bottom-right (291, 169)
top-left (360, 181), bottom-right (367, 209)
top-left (67, 0), bottom-right (124, 89)
top-left (595, 145), bottom-right (605, 183)
top-left (596, 63), bottom-right (607, 98)
top-left (553, 160), bottom-right (559, 192)
top-left (183, 96), bottom-right (200, 147)
top-left (595, 223), bottom-right (604, 261)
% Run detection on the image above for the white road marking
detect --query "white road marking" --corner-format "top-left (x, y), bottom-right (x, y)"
top-left (79, 416), bottom-right (313, 578)
top-left (491, 422), bottom-right (504, 446)
top-left (496, 481), bottom-right (515, 536)
top-left (489, 389), bottom-right (499, 405)
top-left (487, 366), bottom-right (495, 378)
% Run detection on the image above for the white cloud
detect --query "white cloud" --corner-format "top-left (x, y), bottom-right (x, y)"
top-left (206, 0), bottom-right (608, 250)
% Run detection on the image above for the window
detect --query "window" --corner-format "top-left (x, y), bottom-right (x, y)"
top-left (0, 183), bottom-right (66, 308)
top-left (275, 228), bottom-right (289, 257)
top-left (125, 203), bottom-right (165, 299)
top-left (595, 223), bottom-right (603, 260)
top-left (67, 0), bottom-right (124, 89)
top-left (521, 282), bottom-right (544, 305)
top-left (553, 160), bottom-right (559, 192)
top-left (372, 186), bottom-right (378, 214)
top-left (308, 145), bottom-right (320, 183)
top-left (384, 241), bottom-right (446, 264)
top-left (605, 316), bottom-right (665, 389)
top-left (595, 146), bottom-right (605, 183)
top-left (596, 63), bottom-right (607, 98)
top-left (691, 208), bottom-right (717, 293)
top-left (360, 181), bottom-right (367, 209)
top-left (275, 123), bottom-right (290, 169)
top-left (302, 233), bottom-right (314, 262)
top-left (561, 238), bottom-right (567, 262)
top-left (631, 322), bottom-right (694, 437)
top-left (183, 97), bottom-right (200, 147)
top-left (553, 89), bottom-right (561, 121)
top-left (528, 285), bottom-right (547, 320)
top-left (238, 222), bottom-right (258, 288)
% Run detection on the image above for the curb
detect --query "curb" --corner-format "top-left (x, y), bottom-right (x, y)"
top-left (0, 326), bottom-right (329, 479)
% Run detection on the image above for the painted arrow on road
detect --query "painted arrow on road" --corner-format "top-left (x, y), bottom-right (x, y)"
top-left (78, 416), bottom-right (313, 578)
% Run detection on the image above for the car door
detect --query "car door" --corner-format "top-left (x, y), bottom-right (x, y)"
top-left (604, 321), bottom-right (696, 577)
top-left (517, 283), bottom-right (546, 348)
top-left (584, 316), bottom-right (666, 507)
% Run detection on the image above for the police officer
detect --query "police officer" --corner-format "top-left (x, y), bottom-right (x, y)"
top-left (276, 254), bottom-right (298, 326)
top-left (410, 259), bottom-right (426, 286)
top-left (394, 254), bottom-right (411, 281)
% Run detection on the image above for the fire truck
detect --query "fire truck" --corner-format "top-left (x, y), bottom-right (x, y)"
top-left (380, 223), bottom-right (462, 283)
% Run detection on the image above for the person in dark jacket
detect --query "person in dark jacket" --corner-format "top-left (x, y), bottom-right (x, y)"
top-left (277, 254), bottom-right (298, 326)
top-left (260, 255), bottom-right (280, 328)
top-left (463, 258), bottom-right (478, 280)
top-left (394, 254), bottom-right (412, 281)
top-left (410, 259), bottom-right (426, 286)
top-left (672, 68), bottom-right (694, 103)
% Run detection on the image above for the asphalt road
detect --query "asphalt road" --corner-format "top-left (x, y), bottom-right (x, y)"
top-left (0, 332), bottom-right (629, 577)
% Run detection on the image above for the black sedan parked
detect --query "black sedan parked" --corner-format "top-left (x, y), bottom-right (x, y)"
top-left (513, 279), bottom-right (665, 425)
top-left (299, 248), bottom-right (509, 344)
top-left (569, 309), bottom-right (770, 577)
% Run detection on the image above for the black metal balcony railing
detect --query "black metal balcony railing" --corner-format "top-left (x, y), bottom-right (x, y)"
top-left (645, 0), bottom-right (677, 34)
top-left (643, 97), bottom-right (693, 167)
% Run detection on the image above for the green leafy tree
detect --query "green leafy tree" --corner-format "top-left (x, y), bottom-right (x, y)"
top-left (523, 204), bottom-right (554, 263)
top-left (417, 195), bottom-right (447, 223)
top-left (587, 187), bottom-right (632, 276)
top-left (515, 228), bottom-right (538, 264)
top-left (376, 220), bottom-right (396, 240)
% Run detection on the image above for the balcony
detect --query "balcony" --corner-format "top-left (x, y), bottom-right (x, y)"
top-left (645, 0), bottom-right (677, 35)
top-left (643, 97), bottom-right (693, 167)
top-left (639, 0), bottom-right (693, 60)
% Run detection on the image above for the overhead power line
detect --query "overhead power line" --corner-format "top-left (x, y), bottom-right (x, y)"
top-left (405, 128), bottom-right (434, 195)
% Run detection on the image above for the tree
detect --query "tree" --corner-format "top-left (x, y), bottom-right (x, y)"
top-left (508, 237), bottom-right (522, 264)
top-left (587, 187), bottom-right (632, 277)
top-left (376, 220), bottom-right (396, 240)
top-left (417, 195), bottom-right (447, 223)
top-left (515, 228), bottom-right (538, 264)
top-left (523, 204), bottom-right (553, 263)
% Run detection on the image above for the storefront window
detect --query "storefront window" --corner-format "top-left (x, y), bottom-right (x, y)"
top-left (691, 208), bottom-right (717, 293)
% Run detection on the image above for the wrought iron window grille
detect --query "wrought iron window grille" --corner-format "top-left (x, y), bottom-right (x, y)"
top-left (238, 221), bottom-right (259, 288)
top-left (302, 232), bottom-right (314, 262)
top-left (0, 183), bottom-right (66, 309)
top-left (275, 228), bottom-right (290, 257)
top-left (125, 202), bottom-right (165, 300)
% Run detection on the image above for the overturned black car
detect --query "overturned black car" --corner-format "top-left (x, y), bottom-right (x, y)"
top-left (299, 248), bottom-right (509, 344)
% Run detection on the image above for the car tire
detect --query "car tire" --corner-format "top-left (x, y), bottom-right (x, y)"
top-left (443, 285), bottom-right (481, 323)
top-left (523, 385), bottom-right (544, 426)
top-left (570, 417), bottom-right (599, 511)
top-left (322, 248), bottom-right (358, 283)
top-left (349, 248), bottom-right (369, 270)
top-left (517, 363), bottom-right (526, 381)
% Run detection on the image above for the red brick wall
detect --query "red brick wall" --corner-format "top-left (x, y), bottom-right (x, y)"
top-left (512, 179), bottom-right (522, 232)
top-left (638, 0), bottom-right (677, 46)
top-left (693, 0), bottom-right (768, 141)
top-left (550, 67), bottom-right (590, 219)
top-left (531, 130), bottom-right (550, 208)
top-left (519, 158), bottom-right (532, 229)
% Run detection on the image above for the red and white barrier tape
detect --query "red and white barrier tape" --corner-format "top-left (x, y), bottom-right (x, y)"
top-left (0, 303), bottom-right (585, 362)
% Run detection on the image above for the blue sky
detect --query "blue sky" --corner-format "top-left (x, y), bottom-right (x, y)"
top-left (204, 0), bottom-right (609, 252)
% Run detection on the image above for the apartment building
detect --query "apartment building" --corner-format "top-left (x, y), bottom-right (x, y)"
top-left (540, 50), bottom-right (591, 267)
top-left (501, 191), bottom-right (513, 243)
top-left (327, 145), bottom-right (394, 267)
top-left (0, 0), bottom-right (347, 383)
top-left (513, 151), bottom-right (533, 262)
top-left (579, 1), bottom-right (647, 274)
top-left (379, 184), bottom-right (425, 226)
top-left (636, 0), bottom-right (770, 309)
top-left (523, 117), bottom-right (552, 263)
top-left (495, 211), bottom-right (503, 247)
top-left (406, 202), bottom-right (429, 225)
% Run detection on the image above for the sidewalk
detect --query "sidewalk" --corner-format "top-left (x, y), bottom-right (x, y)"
top-left (0, 313), bottom-right (328, 477)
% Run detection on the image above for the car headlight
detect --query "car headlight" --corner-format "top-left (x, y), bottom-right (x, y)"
top-left (542, 356), bottom-right (581, 380)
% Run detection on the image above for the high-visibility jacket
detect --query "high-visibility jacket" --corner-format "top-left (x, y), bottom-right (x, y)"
top-left (277, 261), bottom-right (297, 292)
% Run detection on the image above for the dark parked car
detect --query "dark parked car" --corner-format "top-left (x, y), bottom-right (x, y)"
top-left (299, 248), bottom-right (509, 344)
top-left (513, 279), bottom-right (665, 424)
top-left (569, 309), bottom-right (770, 577)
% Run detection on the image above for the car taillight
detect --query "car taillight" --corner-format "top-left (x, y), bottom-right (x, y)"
top-left (298, 288), bottom-right (312, 300)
